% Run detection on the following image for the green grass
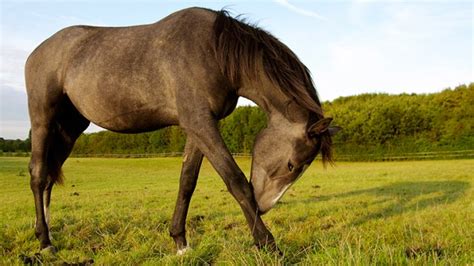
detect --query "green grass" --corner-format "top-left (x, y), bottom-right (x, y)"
top-left (1, 157), bottom-right (473, 265)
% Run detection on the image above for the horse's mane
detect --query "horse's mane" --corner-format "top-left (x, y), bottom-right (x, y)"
top-left (213, 10), bottom-right (333, 164)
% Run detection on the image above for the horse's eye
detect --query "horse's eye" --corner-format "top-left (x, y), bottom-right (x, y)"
top-left (288, 162), bottom-right (294, 172)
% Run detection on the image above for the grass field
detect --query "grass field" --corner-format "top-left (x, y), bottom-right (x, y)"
top-left (1, 157), bottom-right (473, 265)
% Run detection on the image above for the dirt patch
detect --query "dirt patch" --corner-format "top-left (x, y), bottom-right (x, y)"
top-left (320, 223), bottom-right (333, 230)
top-left (189, 215), bottom-right (205, 225)
top-left (91, 242), bottom-right (104, 253)
top-left (224, 222), bottom-right (239, 230)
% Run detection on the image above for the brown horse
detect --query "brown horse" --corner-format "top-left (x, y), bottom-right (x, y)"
top-left (26, 7), bottom-right (339, 254)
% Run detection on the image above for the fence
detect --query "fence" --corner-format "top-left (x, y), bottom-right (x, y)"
top-left (334, 150), bottom-right (474, 161)
top-left (1, 150), bottom-right (473, 161)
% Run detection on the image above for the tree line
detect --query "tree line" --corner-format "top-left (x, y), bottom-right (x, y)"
top-left (1, 83), bottom-right (472, 158)
top-left (325, 83), bottom-right (473, 157)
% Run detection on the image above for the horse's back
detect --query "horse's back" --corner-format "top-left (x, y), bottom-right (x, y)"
top-left (27, 8), bottom-right (224, 132)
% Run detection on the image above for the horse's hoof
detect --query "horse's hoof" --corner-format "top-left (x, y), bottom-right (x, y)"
top-left (40, 245), bottom-right (57, 255)
top-left (176, 245), bottom-right (192, 256)
top-left (256, 241), bottom-right (283, 256)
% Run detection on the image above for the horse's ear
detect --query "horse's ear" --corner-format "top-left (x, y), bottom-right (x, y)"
top-left (328, 126), bottom-right (342, 136)
top-left (308, 117), bottom-right (333, 137)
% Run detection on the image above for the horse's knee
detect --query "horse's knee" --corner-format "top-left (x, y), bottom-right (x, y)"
top-left (29, 157), bottom-right (45, 176)
top-left (29, 170), bottom-right (47, 192)
top-left (226, 175), bottom-right (253, 200)
top-left (178, 169), bottom-right (200, 200)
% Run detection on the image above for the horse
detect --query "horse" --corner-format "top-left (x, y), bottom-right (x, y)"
top-left (25, 7), bottom-right (340, 255)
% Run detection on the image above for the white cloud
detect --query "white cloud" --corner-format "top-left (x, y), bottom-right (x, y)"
top-left (309, 2), bottom-right (473, 100)
top-left (0, 45), bottom-right (30, 92)
top-left (274, 0), bottom-right (327, 21)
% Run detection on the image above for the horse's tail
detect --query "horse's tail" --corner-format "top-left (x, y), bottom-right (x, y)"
top-left (46, 99), bottom-right (90, 185)
top-left (46, 124), bottom-right (68, 185)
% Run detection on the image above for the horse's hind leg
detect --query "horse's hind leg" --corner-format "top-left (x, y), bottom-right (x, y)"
top-left (29, 95), bottom-right (89, 251)
top-left (29, 123), bottom-right (55, 251)
top-left (43, 181), bottom-right (54, 240)
top-left (170, 138), bottom-right (203, 254)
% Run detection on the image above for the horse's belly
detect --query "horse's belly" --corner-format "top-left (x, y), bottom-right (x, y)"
top-left (94, 106), bottom-right (178, 133)
top-left (67, 90), bottom-right (179, 133)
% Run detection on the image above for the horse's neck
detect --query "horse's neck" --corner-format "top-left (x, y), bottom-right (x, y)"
top-left (237, 79), bottom-right (306, 124)
top-left (238, 83), bottom-right (284, 116)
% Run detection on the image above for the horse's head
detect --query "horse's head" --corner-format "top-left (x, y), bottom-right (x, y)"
top-left (250, 115), bottom-right (340, 214)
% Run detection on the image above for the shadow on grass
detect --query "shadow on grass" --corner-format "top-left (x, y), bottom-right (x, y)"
top-left (312, 181), bottom-right (469, 226)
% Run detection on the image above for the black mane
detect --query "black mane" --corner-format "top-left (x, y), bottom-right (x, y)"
top-left (213, 10), bottom-right (324, 116)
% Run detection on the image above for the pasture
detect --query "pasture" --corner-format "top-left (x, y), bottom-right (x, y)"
top-left (1, 157), bottom-right (473, 265)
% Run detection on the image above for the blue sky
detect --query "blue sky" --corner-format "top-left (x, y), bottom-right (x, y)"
top-left (1, 0), bottom-right (472, 139)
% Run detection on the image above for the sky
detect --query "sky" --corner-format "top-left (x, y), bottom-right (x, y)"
top-left (0, 0), bottom-right (472, 139)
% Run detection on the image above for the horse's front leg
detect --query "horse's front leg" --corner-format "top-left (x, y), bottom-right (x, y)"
top-left (170, 138), bottom-right (203, 255)
top-left (179, 114), bottom-right (278, 252)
